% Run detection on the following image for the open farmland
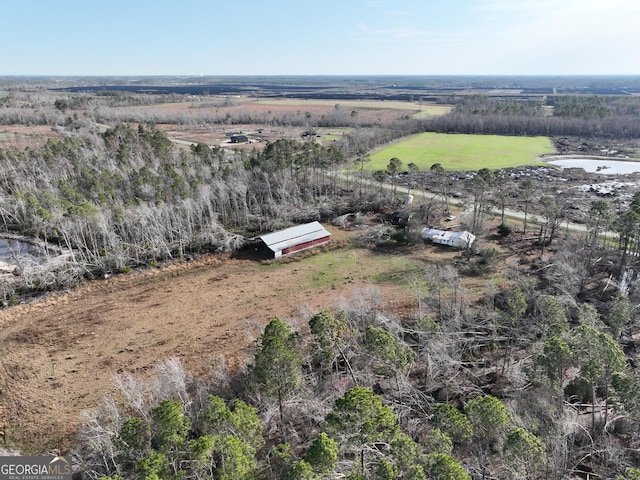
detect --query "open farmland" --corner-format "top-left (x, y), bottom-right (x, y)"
top-left (367, 132), bottom-right (556, 171)
top-left (0, 224), bottom-right (487, 454)
top-left (112, 95), bottom-right (426, 126)
top-left (410, 105), bottom-right (453, 118)
top-left (255, 97), bottom-right (452, 116)
top-left (255, 98), bottom-right (421, 110)
top-left (93, 95), bottom-right (445, 150)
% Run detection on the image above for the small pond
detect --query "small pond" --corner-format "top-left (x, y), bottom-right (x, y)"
top-left (548, 158), bottom-right (640, 175)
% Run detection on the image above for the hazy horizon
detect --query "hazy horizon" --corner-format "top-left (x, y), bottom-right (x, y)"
top-left (3, 1), bottom-right (639, 77)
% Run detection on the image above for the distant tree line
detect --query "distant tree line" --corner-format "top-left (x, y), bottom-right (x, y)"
top-left (420, 95), bottom-right (640, 138)
top-left (336, 95), bottom-right (640, 160)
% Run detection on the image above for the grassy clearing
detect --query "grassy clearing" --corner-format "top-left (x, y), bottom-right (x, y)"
top-left (304, 249), bottom-right (364, 288)
top-left (262, 238), bottom-right (438, 293)
top-left (305, 249), bottom-right (422, 289)
top-left (321, 134), bottom-right (342, 142)
top-left (367, 254), bottom-right (424, 285)
top-left (315, 127), bottom-right (353, 144)
top-left (368, 132), bottom-right (555, 171)
top-left (261, 243), bottom-right (426, 291)
top-left (411, 105), bottom-right (453, 118)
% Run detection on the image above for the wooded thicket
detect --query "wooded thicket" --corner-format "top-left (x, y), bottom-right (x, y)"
top-left (72, 272), bottom-right (640, 479)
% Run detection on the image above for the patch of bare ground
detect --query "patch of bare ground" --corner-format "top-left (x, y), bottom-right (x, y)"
top-left (0, 125), bottom-right (63, 149)
top-left (134, 96), bottom-right (414, 149)
top-left (0, 229), bottom-right (428, 454)
top-left (143, 96), bottom-right (412, 123)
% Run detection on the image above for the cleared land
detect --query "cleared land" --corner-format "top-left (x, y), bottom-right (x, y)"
top-left (0, 126), bottom-right (63, 149)
top-left (368, 132), bottom-right (556, 171)
top-left (135, 96), bottom-right (426, 149)
top-left (256, 98), bottom-right (419, 109)
top-left (131, 96), bottom-right (421, 122)
top-left (410, 105), bottom-right (454, 118)
top-left (0, 224), bottom-right (488, 454)
top-left (256, 98), bottom-right (451, 114)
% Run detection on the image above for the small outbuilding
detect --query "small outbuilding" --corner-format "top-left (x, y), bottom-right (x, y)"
top-left (230, 134), bottom-right (249, 143)
top-left (257, 221), bottom-right (331, 259)
top-left (421, 227), bottom-right (476, 249)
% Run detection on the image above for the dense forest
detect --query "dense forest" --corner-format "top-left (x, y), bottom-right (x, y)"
top-left (2, 82), bottom-right (640, 479)
top-left (0, 123), bottom-right (351, 299)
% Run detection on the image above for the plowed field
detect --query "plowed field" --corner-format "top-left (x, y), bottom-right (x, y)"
top-left (0, 228), bottom-right (434, 454)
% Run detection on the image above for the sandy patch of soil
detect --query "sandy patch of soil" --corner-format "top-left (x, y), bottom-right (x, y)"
top-left (0, 235), bottom-right (421, 453)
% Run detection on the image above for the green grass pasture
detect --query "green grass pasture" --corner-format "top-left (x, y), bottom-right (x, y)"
top-left (315, 126), bottom-right (353, 143)
top-left (261, 243), bottom-right (424, 290)
top-left (368, 132), bottom-right (555, 171)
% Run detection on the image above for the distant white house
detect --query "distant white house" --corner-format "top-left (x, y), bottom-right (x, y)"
top-left (421, 228), bottom-right (476, 249)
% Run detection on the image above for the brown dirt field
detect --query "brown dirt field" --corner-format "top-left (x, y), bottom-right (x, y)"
top-left (0, 227), bottom-right (432, 454)
top-left (0, 125), bottom-right (63, 149)
top-left (143, 96), bottom-right (415, 121)
top-left (123, 96), bottom-right (415, 149)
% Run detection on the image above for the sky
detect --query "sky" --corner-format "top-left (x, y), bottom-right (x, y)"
top-left (2, 0), bottom-right (640, 76)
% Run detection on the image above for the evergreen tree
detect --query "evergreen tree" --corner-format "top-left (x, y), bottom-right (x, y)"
top-left (326, 386), bottom-right (398, 475)
top-left (252, 318), bottom-right (304, 438)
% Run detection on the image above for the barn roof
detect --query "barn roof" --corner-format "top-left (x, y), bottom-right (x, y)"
top-left (258, 221), bottom-right (331, 255)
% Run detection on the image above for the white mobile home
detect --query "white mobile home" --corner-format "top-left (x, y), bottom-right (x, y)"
top-left (421, 228), bottom-right (475, 249)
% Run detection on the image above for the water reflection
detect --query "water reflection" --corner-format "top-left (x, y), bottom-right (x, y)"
top-left (548, 158), bottom-right (640, 175)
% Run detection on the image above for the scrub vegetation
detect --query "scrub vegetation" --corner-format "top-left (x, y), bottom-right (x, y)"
top-left (1, 77), bottom-right (640, 479)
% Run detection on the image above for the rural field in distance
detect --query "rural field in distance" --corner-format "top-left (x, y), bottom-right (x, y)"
top-left (367, 132), bottom-right (556, 170)
top-left (2, 75), bottom-right (640, 479)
